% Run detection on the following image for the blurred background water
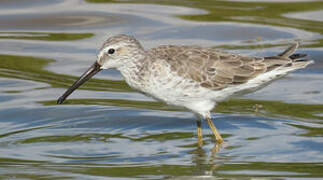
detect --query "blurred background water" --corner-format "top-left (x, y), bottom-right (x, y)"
top-left (0, 0), bottom-right (323, 179)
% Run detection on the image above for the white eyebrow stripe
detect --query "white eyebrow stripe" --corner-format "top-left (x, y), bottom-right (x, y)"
top-left (97, 42), bottom-right (128, 60)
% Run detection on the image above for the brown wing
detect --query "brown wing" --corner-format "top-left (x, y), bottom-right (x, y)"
top-left (150, 45), bottom-right (294, 90)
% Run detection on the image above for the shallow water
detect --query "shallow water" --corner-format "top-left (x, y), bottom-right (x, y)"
top-left (0, 0), bottom-right (323, 179)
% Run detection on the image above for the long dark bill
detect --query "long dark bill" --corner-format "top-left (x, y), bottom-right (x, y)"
top-left (57, 62), bottom-right (101, 104)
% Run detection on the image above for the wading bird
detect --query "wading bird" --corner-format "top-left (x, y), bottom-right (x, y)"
top-left (57, 34), bottom-right (312, 146)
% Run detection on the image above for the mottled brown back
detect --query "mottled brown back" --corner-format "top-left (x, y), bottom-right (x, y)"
top-left (149, 45), bottom-right (297, 90)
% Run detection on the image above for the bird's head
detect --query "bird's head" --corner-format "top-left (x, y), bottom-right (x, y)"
top-left (97, 34), bottom-right (144, 69)
top-left (57, 34), bottom-right (143, 104)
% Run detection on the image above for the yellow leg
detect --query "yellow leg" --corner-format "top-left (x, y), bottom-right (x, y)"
top-left (206, 116), bottom-right (223, 143)
top-left (196, 120), bottom-right (203, 147)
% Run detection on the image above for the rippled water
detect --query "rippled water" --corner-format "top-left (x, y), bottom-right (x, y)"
top-left (0, 0), bottom-right (323, 179)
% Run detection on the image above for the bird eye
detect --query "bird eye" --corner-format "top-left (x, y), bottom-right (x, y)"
top-left (108, 48), bottom-right (115, 54)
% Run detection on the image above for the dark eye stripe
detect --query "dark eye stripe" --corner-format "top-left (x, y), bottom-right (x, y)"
top-left (108, 48), bottom-right (115, 54)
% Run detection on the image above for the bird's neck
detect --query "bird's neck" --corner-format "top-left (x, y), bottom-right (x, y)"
top-left (117, 52), bottom-right (149, 89)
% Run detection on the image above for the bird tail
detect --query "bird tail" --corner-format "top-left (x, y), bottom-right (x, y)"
top-left (264, 42), bottom-right (313, 71)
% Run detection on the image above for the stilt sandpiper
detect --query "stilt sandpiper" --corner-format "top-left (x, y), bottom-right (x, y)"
top-left (57, 34), bottom-right (312, 146)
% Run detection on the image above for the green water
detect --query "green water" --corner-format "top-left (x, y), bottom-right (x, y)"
top-left (0, 0), bottom-right (323, 179)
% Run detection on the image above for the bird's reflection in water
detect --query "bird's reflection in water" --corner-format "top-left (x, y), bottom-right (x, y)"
top-left (190, 143), bottom-right (223, 177)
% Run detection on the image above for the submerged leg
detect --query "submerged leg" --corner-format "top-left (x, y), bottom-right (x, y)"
top-left (206, 116), bottom-right (223, 143)
top-left (196, 119), bottom-right (203, 147)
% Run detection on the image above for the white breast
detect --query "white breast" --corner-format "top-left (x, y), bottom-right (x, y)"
top-left (138, 61), bottom-right (214, 115)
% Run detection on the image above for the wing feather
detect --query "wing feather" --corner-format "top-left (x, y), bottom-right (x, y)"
top-left (149, 45), bottom-right (294, 90)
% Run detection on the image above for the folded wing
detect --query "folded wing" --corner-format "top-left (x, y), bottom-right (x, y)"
top-left (150, 43), bottom-right (310, 90)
